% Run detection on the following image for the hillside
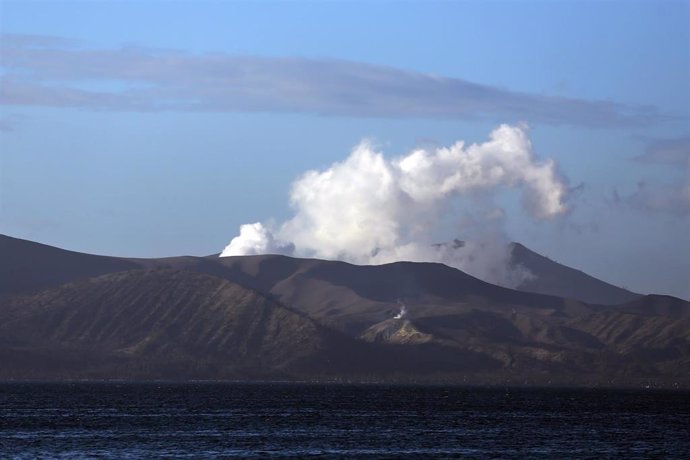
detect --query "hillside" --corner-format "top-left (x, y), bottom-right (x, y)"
top-left (1, 234), bottom-right (689, 386)
top-left (0, 268), bottom-right (395, 380)
top-left (212, 254), bottom-right (584, 334)
top-left (0, 235), bottom-right (138, 298)
top-left (510, 242), bottom-right (639, 304)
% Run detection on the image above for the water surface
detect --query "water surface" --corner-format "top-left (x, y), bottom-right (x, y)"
top-left (1, 383), bottom-right (688, 458)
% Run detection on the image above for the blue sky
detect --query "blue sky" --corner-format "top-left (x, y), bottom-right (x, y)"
top-left (1, 0), bottom-right (688, 298)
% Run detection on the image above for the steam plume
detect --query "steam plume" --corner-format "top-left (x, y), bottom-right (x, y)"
top-left (220, 124), bottom-right (569, 287)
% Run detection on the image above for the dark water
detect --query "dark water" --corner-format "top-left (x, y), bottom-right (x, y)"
top-left (1, 383), bottom-right (689, 458)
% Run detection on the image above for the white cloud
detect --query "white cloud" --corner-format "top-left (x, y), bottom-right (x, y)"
top-left (220, 222), bottom-right (294, 257)
top-left (221, 124), bottom-right (569, 287)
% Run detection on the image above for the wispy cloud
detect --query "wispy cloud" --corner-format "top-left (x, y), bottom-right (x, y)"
top-left (0, 33), bottom-right (666, 127)
top-left (622, 136), bottom-right (690, 216)
top-left (0, 115), bottom-right (17, 132)
top-left (638, 135), bottom-right (690, 164)
top-left (0, 112), bottom-right (26, 132)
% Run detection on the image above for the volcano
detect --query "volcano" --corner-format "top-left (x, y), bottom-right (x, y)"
top-left (1, 234), bottom-right (688, 387)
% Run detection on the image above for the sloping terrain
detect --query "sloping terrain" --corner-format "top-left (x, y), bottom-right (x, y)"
top-left (360, 319), bottom-right (435, 345)
top-left (510, 242), bottom-right (640, 304)
top-left (0, 269), bottom-right (378, 379)
top-left (0, 268), bottom-right (505, 380)
top-left (0, 235), bottom-right (138, 298)
top-left (211, 254), bottom-right (586, 335)
top-left (614, 294), bottom-right (690, 318)
top-left (1, 234), bottom-right (689, 386)
top-left (0, 234), bottom-right (645, 306)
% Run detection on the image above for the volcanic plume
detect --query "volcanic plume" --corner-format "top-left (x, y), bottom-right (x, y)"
top-left (221, 124), bottom-right (569, 287)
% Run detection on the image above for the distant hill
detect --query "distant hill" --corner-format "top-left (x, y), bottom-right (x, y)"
top-left (510, 242), bottom-right (639, 305)
top-left (0, 268), bottom-right (402, 380)
top-left (1, 234), bottom-right (688, 387)
top-left (0, 267), bottom-right (503, 380)
top-left (0, 234), bottom-right (138, 298)
top-left (615, 294), bottom-right (690, 318)
top-left (211, 254), bottom-right (582, 335)
top-left (0, 234), bottom-right (643, 305)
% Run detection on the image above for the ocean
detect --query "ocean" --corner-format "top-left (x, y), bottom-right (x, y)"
top-left (1, 382), bottom-right (688, 458)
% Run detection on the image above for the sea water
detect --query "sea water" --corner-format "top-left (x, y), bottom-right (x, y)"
top-left (1, 382), bottom-right (688, 458)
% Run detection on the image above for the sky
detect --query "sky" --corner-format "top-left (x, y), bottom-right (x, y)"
top-left (0, 0), bottom-right (688, 298)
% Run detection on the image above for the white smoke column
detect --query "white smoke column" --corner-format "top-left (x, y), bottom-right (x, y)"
top-left (434, 238), bottom-right (535, 288)
top-left (395, 124), bottom-right (567, 218)
top-left (220, 124), bottom-right (569, 287)
top-left (220, 222), bottom-right (294, 256)
top-left (393, 304), bottom-right (407, 320)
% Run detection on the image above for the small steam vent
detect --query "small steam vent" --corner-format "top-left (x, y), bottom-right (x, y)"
top-left (393, 304), bottom-right (407, 320)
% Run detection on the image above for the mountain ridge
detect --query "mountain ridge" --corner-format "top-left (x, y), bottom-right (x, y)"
top-left (510, 242), bottom-right (639, 305)
top-left (2, 234), bottom-right (688, 386)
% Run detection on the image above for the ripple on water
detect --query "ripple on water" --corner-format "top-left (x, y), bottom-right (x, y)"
top-left (0, 383), bottom-right (688, 459)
